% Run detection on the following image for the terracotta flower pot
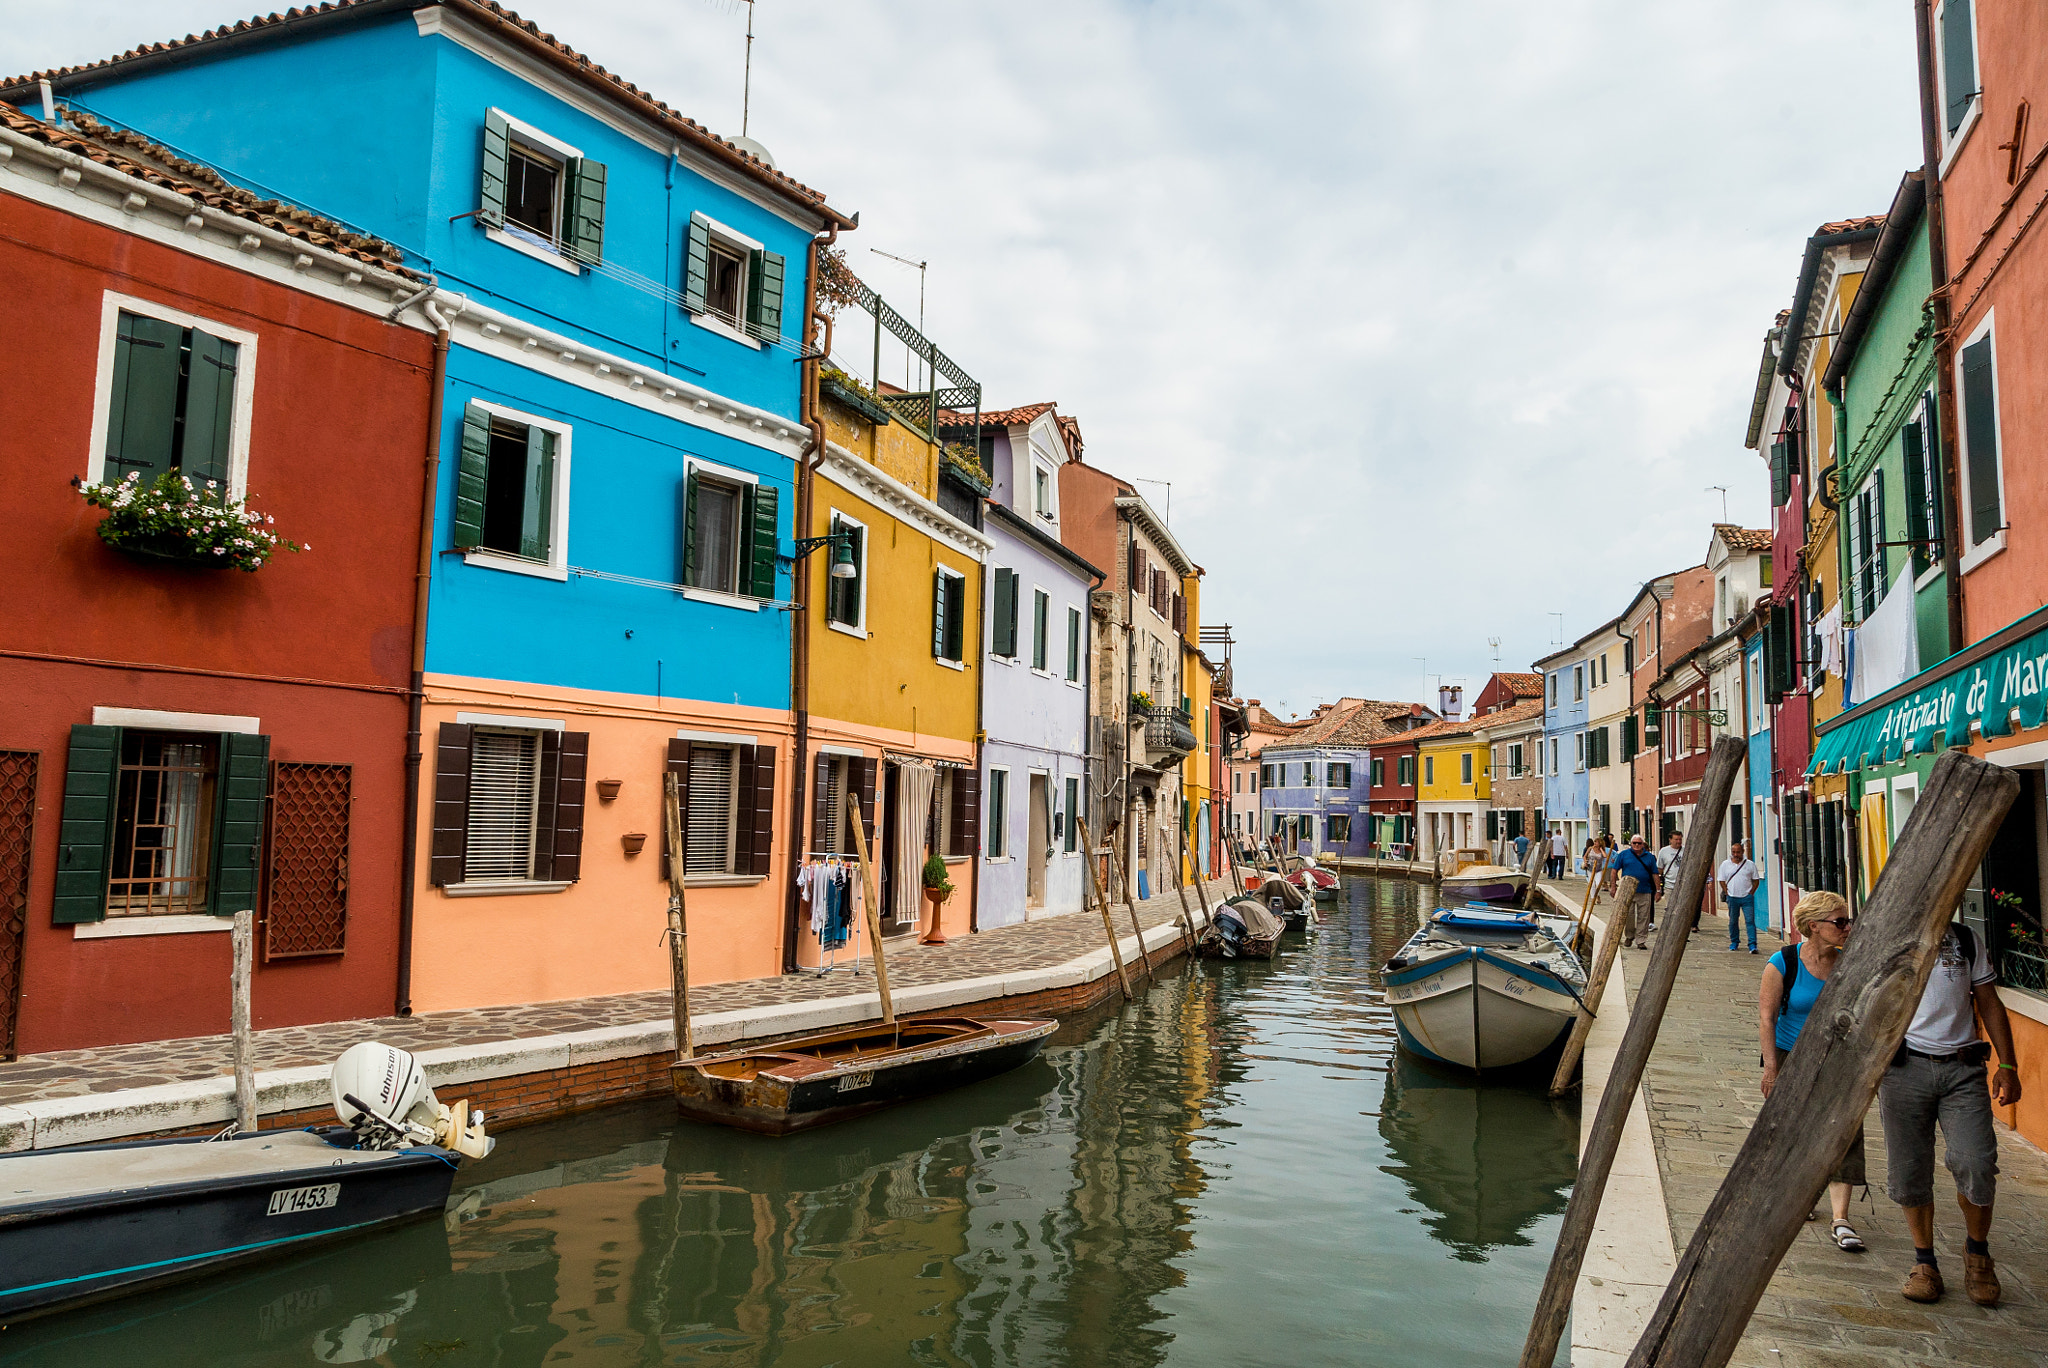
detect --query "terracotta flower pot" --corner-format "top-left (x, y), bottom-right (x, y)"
top-left (921, 886), bottom-right (952, 944)
top-left (596, 778), bottom-right (623, 801)
top-left (621, 832), bottom-right (648, 856)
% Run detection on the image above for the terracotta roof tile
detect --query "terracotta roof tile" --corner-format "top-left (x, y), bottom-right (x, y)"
top-left (1714, 523), bottom-right (1773, 553)
top-left (1817, 214), bottom-right (1886, 235)
top-left (0, 102), bottom-right (415, 273)
top-left (1469, 697), bottom-right (1546, 729)
top-left (1263, 699), bottom-right (1424, 750)
top-left (940, 402), bottom-right (1055, 430)
top-left (5, 0), bottom-right (844, 222)
top-left (1494, 672), bottom-right (1543, 699)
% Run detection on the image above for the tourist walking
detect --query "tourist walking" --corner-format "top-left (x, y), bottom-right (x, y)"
top-left (1879, 917), bottom-right (2022, 1306)
top-left (1547, 829), bottom-right (1568, 879)
top-left (1759, 891), bottom-right (1866, 1253)
top-left (1582, 835), bottom-right (1608, 903)
top-left (1513, 830), bottom-right (1531, 867)
top-left (1655, 830), bottom-right (1692, 929)
top-left (1611, 833), bottom-right (1662, 949)
top-left (1719, 841), bottom-right (1761, 953)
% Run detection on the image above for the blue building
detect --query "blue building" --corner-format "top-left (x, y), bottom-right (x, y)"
top-left (1535, 640), bottom-right (1593, 867)
top-left (1257, 701), bottom-right (1402, 861)
top-left (1743, 631), bottom-right (1778, 933)
top-left (39, 1), bottom-right (854, 1007)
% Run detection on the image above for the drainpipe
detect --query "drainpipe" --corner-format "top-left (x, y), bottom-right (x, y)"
top-left (784, 218), bottom-right (839, 974)
top-left (969, 552), bottom-right (986, 935)
top-left (395, 290), bottom-right (456, 1017)
top-left (1914, 0), bottom-right (1968, 652)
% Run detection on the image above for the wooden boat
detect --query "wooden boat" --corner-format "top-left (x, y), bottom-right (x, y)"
top-left (1240, 872), bottom-right (1312, 929)
top-left (1285, 863), bottom-right (1341, 902)
top-left (1440, 863), bottom-right (1531, 904)
top-left (1198, 898), bottom-right (1285, 959)
top-left (1381, 905), bottom-right (1586, 1071)
top-left (672, 1015), bottom-right (1057, 1135)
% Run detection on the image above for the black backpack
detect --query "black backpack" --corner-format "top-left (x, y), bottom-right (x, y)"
top-left (1776, 922), bottom-right (1976, 1021)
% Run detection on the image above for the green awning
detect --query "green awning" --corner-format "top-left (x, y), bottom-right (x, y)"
top-left (1809, 609), bottom-right (2048, 775)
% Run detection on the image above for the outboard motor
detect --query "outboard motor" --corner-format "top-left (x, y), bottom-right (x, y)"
top-left (1212, 904), bottom-right (1250, 956)
top-left (331, 1042), bottom-right (494, 1158)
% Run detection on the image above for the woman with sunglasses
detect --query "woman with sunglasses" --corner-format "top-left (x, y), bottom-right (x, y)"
top-left (1759, 891), bottom-right (1867, 1252)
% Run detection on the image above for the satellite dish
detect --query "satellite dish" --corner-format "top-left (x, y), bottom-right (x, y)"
top-left (731, 136), bottom-right (776, 168)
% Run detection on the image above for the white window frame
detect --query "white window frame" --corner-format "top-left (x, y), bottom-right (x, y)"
top-left (1955, 311), bottom-right (2008, 572)
top-left (1065, 604), bottom-right (1084, 686)
top-left (456, 398), bottom-right (574, 581)
top-left (1890, 772), bottom-right (1921, 843)
top-left (683, 455), bottom-right (763, 611)
top-left (1933, 0), bottom-right (1983, 176)
top-left (1031, 451), bottom-right (1059, 523)
top-left (87, 291), bottom-right (260, 501)
top-left (1423, 755), bottom-right (1435, 786)
top-left (483, 109), bottom-right (585, 276)
top-left (1030, 585), bottom-right (1053, 676)
top-left (1460, 752), bottom-right (1473, 786)
top-left (824, 507), bottom-right (869, 639)
top-left (680, 740), bottom-right (744, 879)
top-left (1547, 673), bottom-right (1558, 707)
top-left (688, 211), bottom-right (766, 351)
top-left (1574, 731), bottom-right (1585, 772)
top-left (1573, 665), bottom-right (1584, 702)
top-left (1063, 774), bottom-right (1082, 856)
top-left (1550, 737), bottom-right (1561, 775)
top-left (934, 564), bottom-right (967, 670)
top-left (986, 766), bottom-right (1012, 861)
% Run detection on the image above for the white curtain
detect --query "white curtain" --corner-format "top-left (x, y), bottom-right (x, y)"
top-left (891, 758), bottom-right (937, 921)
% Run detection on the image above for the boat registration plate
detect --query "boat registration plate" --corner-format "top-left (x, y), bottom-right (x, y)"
top-left (836, 1070), bottom-right (874, 1092)
top-left (266, 1182), bottom-right (341, 1217)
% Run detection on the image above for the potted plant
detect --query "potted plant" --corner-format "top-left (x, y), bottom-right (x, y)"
top-left (1130, 690), bottom-right (1154, 720)
top-left (80, 471), bottom-right (305, 571)
top-left (921, 852), bottom-right (954, 945)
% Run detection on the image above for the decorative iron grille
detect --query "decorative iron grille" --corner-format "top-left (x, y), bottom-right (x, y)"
top-left (265, 762), bottom-right (350, 961)
top-left (0, 751), bottom-right (37, 1061)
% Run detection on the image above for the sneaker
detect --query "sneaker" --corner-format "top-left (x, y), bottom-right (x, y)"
top-left (1965, 1252), bottom-right (2001, 1307)
top-left (1729, 943), bottom-right (1742, 952)
top-left (1749, 947), bottom-right (1759, 954)
top-left (1903, 1263), bottom-right (1944, 1303)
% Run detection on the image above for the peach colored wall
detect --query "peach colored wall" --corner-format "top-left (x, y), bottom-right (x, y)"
top-left (1993, 1006), bottom-right (2048, 1153)
top-left (408, 675), bottom-right (795, 1013)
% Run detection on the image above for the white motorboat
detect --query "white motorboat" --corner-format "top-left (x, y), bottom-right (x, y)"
top-left (1381, 905), bottom-right (1587, 1071)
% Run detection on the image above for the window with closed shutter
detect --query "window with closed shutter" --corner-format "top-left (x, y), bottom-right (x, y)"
top-left (685, 745), bottom-right (737, 874)
top-left (987, 770), bottom-right (1009, 859)
top-left (1959, 330), bottom-right (2002, 547)
top-left (1032, 589), bottom-right (1049, 670)
top-left (1066, 606), bottom-right (1082, 681)
top-left (465, 731), bottom-right (540, 881)
top-left (102, 311), bottom-right (243, 493)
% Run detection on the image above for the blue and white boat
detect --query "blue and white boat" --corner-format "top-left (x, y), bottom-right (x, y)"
top-left (1381, 906), bottom-right (1586, 1071)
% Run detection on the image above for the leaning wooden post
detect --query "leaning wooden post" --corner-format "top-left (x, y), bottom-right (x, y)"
top-left (1549, 875), bottom-right (1635, 1097)
top-left (1515, 828), bottom-right (1546, 909)
top-left (1624, 751), bottom-right (2018, 1368)
top-left (844, 795), bottom-right (894, 1025)
top-left (1518, 736), bottom-right (1747, 1368)
top-left (1076, 815), bottom-right (1134, 1000)
top-left (1184, 845), bottom-right (1216, 929)
top-left (1113, 819), bottom-right (1156, 982)
top-left (662, 774), bottom-right (695, 1061)
top-left (1173, 851), bottom-right (1204, 946)
top-left (231, 909), bottom-right (256, 1134)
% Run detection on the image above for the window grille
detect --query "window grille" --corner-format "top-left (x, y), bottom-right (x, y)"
top-left (0, 750), bottom-right (36, 1060)
top-left (465, 731), bottom-right (540, 880)
top-left (109, 733), bottom-right (218, 915)
top-left (265, 762), bottom-right (350, 960)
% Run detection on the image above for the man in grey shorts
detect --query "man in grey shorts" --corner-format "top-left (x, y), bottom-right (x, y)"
top-left (1879, 921), bottom-right (2022, 1306)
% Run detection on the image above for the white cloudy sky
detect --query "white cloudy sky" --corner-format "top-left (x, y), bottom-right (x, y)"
top-left (7, 2), bottom-right (1924, 718)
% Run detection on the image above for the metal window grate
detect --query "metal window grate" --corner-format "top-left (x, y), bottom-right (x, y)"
top-left (0, 750), bottom-right (38, 1060)
top-left (265, 762), bottom-right (350, 961)
top-left (109, 733), bottom-right (216, 915)
top-left (466, 731), bottom-right (539, 881)
top-left (685, 745), bottom-right (735, 875)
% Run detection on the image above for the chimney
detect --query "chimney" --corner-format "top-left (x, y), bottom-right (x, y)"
top-left (1438, 684), bottom-right (1464, 721)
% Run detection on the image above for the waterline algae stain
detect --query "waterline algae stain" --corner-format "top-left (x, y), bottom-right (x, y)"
top-left (1, 878), bottom-right (1576, 1367)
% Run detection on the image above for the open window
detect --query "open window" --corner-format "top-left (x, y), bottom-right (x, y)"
top-left (825, 512), bottom-right (866, 632)
top-left (479, 109), bottom-right (605, 267)
top-left (453, 402), bottom-right (570, 577)
top-left (683, 462), bottom-right (777, 601)
top-left (92, 298), bottom-right (254, 498)
top-left (932, 566), bottom-right (966, 664)
top-left (683, 213), bottom-right (785, 345)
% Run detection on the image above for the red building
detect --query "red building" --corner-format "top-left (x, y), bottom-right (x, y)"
top-left (0, 107), bottom-right (435, 1053)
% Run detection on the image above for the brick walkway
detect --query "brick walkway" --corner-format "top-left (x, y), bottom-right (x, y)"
top-left (0, 883), bottom-right (1225, 1108)
top-left (1556, 875), bottom-right (2048, 1367)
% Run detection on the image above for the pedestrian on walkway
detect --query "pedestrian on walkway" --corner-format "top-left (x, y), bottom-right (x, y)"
top-left (1719, 841), bottom-right (1761, 953)
top-left (1759, 891), bottom-right (1866, 1253)
top-left (1582, 835), bottom-right (1609, 904)
top-left (1879, 918), bottom-right (2022, 1307)
top-left (1547, 830), bottom-right (1568, 879)
top-left (1655, 830), bottom-right (1695, 930)
top-left (1611, 833), bottom-right (1662, 949)
top-left (1513, 831), bottom-right (1531, 867)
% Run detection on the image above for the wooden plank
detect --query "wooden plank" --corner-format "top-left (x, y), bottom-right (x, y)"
top-left (663, 774), bottom-right (695, 1061)
top-left (1519, 735), bottom-right (1747, 1368)
top-left (1110, 820), bottom-right (1155, 983)
top-left (1550, 875), bottom-right (1635, 1097)
top-left (1626, 749), bottom-right (2019, 1368)
top-left (845, 794), bottom-right (894, 1024)
top-left (231, 909), bottom-right (256, 1133)
top-left (1076, 815), bottom-right (1134, 1000)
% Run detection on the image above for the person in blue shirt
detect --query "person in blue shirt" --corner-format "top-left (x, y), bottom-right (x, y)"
top-left (1759, 891), bottom-right (1865, 1253)
top-left (1610, 834), bottom-right (1662, 948)
top-left (1513, 832), bottom-right (1531, 866)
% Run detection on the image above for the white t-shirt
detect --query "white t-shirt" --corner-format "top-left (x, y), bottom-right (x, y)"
top-left (1904, 925), bottom-right (1996, 1055)
top-left (1656, 845), bottom-right (1683, 878)
top-left (1718, 858), bottom-right (1758, 898)
top-left (1550, 834), bottom-right (1567, 856)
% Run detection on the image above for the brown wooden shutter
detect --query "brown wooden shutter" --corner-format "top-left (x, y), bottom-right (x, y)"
top-left (858, 758), bottom-right (879, 847)
top-left (429, 723), bottom-right (472, 887)
top-left (812, 753), bottom-right (832, 853)
top-left (951, 767), bottom-right (980, 857)
top-left (747, 746), bottom-right (775, 876)
top-left (264, 761), bottom-right (350, 960)
top-left (1128, 540), bottom-right (1142, 595)
top-left (1172, 592), bottom-right (1184, 634)
top-left (533, 731), bottom-right (562, 880)
top-left (660, 739), bottom-right (689, 881)
top-left (553, 731), bottom-right (588, 881)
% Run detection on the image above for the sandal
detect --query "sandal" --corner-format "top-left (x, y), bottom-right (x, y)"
top-left (1831, 1221), bottom-right (1866, 1252)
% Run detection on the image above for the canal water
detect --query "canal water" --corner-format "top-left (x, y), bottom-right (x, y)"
top-left (3, 877), bottom-right (1578, 1367)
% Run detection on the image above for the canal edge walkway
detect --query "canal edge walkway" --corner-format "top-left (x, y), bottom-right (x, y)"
top-left (0, 880), bottom-right (1231, 1152)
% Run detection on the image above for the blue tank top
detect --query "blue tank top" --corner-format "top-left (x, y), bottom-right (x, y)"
top-left (1772, 948), bottom-right (1825, 1051)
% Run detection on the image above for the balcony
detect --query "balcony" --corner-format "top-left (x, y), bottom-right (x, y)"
top-left (1142, 705), bottom-right (1198, 767)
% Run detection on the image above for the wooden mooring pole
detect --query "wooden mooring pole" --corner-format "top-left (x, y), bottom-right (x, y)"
top-left (844, 795), bottom-right (894, 1025)
top-left (662, 774), bottom-right (695, 1061)
top-left (1518, 735), bottom-right (1746, 1368)
top-left (1549, 875), bottom-right (1635, 1097)
top-left (1076, 815), bottom-right (1134, 1001)
top-left (1623, 750), bottom-right (2017, 1368)
top-left (1110, 821), bottom-right (1155, 983)
top-left (231, 909), bottom-right (256, 1133)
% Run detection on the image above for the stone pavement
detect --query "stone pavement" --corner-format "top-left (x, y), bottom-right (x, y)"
top-left (0, 881), bottom-right (1224, 1108)
top-left (1549, 875), bottom-right (2048, 1367)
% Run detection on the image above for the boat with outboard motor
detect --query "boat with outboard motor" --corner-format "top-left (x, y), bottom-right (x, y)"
top-left (1381, 904), bottom-right (1587, 1071)
top-left (1439, 864), bottom-right (1531, 904)
top-left (1198, 896), bottom-right (1286, 958)
top-left (0, 1042), bottom-right (493, 1322)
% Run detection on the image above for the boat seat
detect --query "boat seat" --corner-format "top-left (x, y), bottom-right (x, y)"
top-left (0, 1130), bottom-right (395, 1206)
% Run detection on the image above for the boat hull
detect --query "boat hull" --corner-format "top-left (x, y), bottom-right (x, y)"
top-left (0, 1129), bottom-right (458, 1322)
top-left (673, 1017), bottom-right (1056, 1135)
top-left (1440, 873), bottom-right (1530, 904)
top-left (1196, 932), bottom-right (1282, 959)
top-left (1384, 948), bottom-right (1575, 1071)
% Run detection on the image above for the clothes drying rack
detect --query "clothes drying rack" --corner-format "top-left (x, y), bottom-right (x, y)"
top-left (803, 852), bottom-right (866, 979)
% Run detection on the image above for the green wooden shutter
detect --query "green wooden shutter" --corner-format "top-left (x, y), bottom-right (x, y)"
top-left (992, 568), bottom-right (1016, 656)
top-left (1622, 713), bottom-right (1638, 759)
top-left (567, 157), bottom-right (606, 264)
top-left (480, 109), bottom-right (511, 226)
top-left (210, 732), bottom-right (270, 916)
top-left (1769, 440), bottom-right (1789, 508)
top-left (680, 468), bottom-right (700, 586)
top-left (683, 218), bottom-right (711, 314)
top-left (748, 481), bottom-right (778, 598)
top-left (932, 569), bottom-right (948, 658)
top-left (746, 248), bottom-right (786, 341)
top-left (105, 312), bottom-right (183, 486)
top-left (947, 572), bottom-right (965, 661)
top-left (1067, 607), bottom-right (1081, 681)
top-left (1032, 591), bottom-right (1048, 669)
top-left (53, 724), bottom-right (120, 925)
top-left (519, 426), bottom-right (554, 561)
top-left (180, 329), bottom-right (240, 491)
top-left (454, 404), bottom-right (491, 550)
top-left (1941, 0), bottom-right (1976, 134)
top-left (1902, 419), bottom-right (1929, 574)
top-left (1960, 335), bottom-right (2001, 544)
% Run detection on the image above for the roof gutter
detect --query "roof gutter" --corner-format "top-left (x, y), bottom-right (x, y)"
top-left (1821, 172), bottom-right (1925, 392)
top-left (1777, 222), bottom-right (1884, 378)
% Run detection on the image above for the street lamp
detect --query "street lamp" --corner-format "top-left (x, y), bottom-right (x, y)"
top-left (791, 531), bottom-right (859, 579)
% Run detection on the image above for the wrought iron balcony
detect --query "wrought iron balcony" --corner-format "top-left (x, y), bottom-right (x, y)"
top-left (1142, 705), bottom-right (1198, 766)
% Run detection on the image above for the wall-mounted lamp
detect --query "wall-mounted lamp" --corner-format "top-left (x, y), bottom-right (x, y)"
top-left (791, 531), bottom-right (859, 580)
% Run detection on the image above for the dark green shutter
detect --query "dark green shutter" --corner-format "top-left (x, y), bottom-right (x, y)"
top-left (519, 426), bottom-right (553, 561)
top-left (748, 481), bottom-right (778, 598)
top-left (1769, 440), bottom-right (1789, 508)
top-left (683, 218), bottom-right (712, 314)
top-left (1767, 603), bottom-right (1793, 701)
top-left (1032, 591), bottom-right (1048, 669)
top-left (480, 109), bottom-right (511, 226)
top-left (932, 569), bottom-right (948, 659)
top-left (105, 312), bottom-right (183, 486)
top-left (1941, 0), bottom-right (1976, 134)
top-left (946, 572), bottom-right (965, 660)
top-left (210, 732), bottom-right (270, 916)
top-left (180, 329), bottom-right (239, 491)
top-left (680, 468), bottom-right (700, 586)
top-left (454, 404), bottom-right (491, 550)
top-left (992, 568), bottom-right (1017, 656)
top-left (1622, 714), bottom-right (1638, 759)
top-left (567, 157), bottom-right (606, 263)
top-left (747, 249), bottom-right (785, 341)
top-left (1066, 607), bottom-right (1081, 681)
top-left (53, 724), bottom-right (120, 925)
top-left (1960, 335), bottom-right (2001, 545)
top-left (1902, 419), bottom-right (1930, 574)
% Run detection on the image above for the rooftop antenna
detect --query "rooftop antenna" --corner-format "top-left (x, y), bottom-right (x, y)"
top-left (1549, 613), bottom-right (1564, 647)
top-left (1487, 636), bottom-right (1502, 662)
top-left (741, 0), bottom-right (756, 137)
top-left (1707, 485), bottom-right (1729, 521)
top-left (870, 248), bottom-right (927, 388)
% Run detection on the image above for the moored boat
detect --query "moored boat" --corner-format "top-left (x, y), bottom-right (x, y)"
top-left (1439, 864), bottom-right (1531, 904)
top-left (1198, 898), bottom-right (1285, 959)
top-left (1381, 906), bottom-right (1586, 1071)
top-left (672, 1015), bottom-right (1056, 1135)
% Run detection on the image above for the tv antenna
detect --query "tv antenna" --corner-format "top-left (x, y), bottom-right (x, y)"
top-left (1487, 636), bottom-right (1502, 662)
top-left (1706, 485), bottom-right (1729, 521)
top-left (1549, 613), bottom-right (1564, 647)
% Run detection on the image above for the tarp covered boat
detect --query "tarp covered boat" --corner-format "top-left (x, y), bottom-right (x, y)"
top-left (1382, 905), bottom-right (1586, 1071)
top-left (1199, 897), bottom-right (1285, 958)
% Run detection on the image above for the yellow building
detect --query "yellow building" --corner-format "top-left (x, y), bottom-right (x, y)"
top-left (1412, 718), bottom-right (1489, 860)
top-left (1179, 570), bottom-right (1215, 878)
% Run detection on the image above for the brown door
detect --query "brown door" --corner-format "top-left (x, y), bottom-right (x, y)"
top-left (0, 751), bottom-right (40, 1060)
